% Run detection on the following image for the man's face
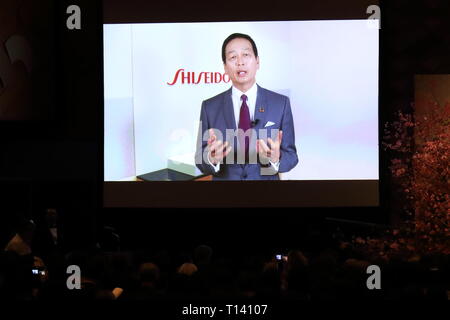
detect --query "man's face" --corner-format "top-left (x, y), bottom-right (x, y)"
top-left (223, 37), bottom-right (259, 92)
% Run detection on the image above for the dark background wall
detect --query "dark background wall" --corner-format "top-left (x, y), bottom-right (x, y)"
top-left (1, 0), bottom-right (449, 252)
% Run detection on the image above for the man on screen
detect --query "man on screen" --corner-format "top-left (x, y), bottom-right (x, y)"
top-left (195, 33), bottom-right (298, 180)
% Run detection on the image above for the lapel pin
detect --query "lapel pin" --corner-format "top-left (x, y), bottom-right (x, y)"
top-left (258, 107), bottom-right (265, 113)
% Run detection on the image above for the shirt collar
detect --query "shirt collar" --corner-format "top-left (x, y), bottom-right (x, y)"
top-left (231, 83), bottom-right (258, 102)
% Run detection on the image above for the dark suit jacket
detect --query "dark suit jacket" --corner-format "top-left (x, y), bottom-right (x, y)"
top-left (196, 85), bottom-right (298, 180)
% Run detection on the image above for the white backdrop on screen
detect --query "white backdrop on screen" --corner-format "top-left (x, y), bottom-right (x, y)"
top-left (104, 24), bottom-right (135, 181)
top-left (104, 20), bottom-right (379, 181)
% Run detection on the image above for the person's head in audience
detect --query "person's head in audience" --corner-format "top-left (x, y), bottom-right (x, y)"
top-left (95, 289), bottom-right (115, 300)
top-left (177, 263), bottom-right (198, 276)
top-left (4, 219), bottom-right (35, 256)
top-left (287, 250), bottom-right (308, 271)
top-left (139, 263), bottom-right (160, 288)
top-left (17, 219), bottom-right (36, 244)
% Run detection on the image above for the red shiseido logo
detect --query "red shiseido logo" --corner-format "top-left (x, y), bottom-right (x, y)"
top-left (167, 69), bottom-right (231, 85)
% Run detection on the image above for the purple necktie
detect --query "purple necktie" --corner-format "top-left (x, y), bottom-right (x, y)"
top-left (238, 94), bottom-right (251, 159)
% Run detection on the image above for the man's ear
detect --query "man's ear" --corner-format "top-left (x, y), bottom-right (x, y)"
top-left (256, 56), bottom-right (260, 69)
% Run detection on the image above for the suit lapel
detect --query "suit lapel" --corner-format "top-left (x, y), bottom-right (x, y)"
top-left (222, 87), bottom-right (236, 131)
top-left (254, 84), bottom-right (269, 135)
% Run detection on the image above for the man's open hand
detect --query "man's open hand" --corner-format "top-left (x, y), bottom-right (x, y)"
top-left (208, 128), bottom-right (232, 165)
top-left (257, 130), bottom-right (282, 163)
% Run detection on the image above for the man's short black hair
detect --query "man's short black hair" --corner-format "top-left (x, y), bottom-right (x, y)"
top-left (222, 33), bottom-right (258, 64)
